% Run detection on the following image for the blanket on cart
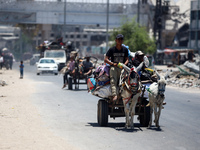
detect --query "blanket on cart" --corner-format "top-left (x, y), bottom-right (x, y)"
top-left (88, 63), bottom-right (156, 98)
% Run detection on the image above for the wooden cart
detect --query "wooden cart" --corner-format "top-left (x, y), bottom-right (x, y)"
top-left (97, 85), bottom-right (150, 127)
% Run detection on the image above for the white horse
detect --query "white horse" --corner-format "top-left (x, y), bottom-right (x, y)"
top-left (119, 62), bottom-right (143, 129)
top-left (148, 71), bottom-right (168, 128)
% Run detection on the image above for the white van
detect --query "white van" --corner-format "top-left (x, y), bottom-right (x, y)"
top-left (44, 50), bottom-right (66, 70)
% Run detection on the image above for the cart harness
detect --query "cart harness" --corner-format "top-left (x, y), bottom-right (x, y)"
top-left (122, 68), bottom-right (141, 104)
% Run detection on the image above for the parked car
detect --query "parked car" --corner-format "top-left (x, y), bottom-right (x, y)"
top-left (36, 58), bottom-right (58, 75)
top-left (30, 54), bottom-right (40, 65)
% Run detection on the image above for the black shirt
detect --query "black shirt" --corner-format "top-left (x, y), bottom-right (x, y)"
top-left (106, 46), bottom-right (128, 63)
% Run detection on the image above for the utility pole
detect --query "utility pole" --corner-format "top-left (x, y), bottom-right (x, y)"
top-left (63, 0), bottom-right (66, 39)
top-left (137, 0), bottom-right (140, 24)
top-left (106, 0), bottom-right (109, 52)
top-left (154, 0), bottom-right (162, 49)
top-left (198, 0), bottom-right (200, 55)
top-left (19, 28), bottom-right (22, 56)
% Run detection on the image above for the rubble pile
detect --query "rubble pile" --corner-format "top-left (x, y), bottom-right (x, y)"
top-left (167, 75), bottom-right (200, 88)
top-left (158, 63), bottom-right (200, 89)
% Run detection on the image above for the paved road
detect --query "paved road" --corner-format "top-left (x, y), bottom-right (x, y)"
top-left (21, 62), bottom-right (200, 150)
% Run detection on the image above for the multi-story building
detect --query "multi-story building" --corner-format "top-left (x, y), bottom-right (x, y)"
top-left (189, 0), bottom-right (200, 54)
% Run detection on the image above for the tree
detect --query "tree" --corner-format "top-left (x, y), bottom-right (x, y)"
top-left (110, 18), bottom-right (156, 55)
top-left (13, 24), bottom-right (39, 60)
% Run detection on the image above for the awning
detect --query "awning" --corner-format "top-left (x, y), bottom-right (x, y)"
top-left (164, 48), bottom-right (177, 54)
top-left (2, 37), bottom-right (19, 40)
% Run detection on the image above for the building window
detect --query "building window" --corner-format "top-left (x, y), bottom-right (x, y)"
top-left (70, 35), bottom-right (74, 38)
top-left (83, 34), bottom-right (87, 38)
top-left (65, 35), bottom-right (68, 38)
top-left (198, 31), bottom-right (200, 40)
top-left (75, 26), bottom-right (80, 32)
top-left (38, 33), bottom-right (41, 37)
top-left (191, 11), bottom-right (196, 20)
top-left (50, 33), bottom-right (54, 37)
top-left (198, 10), bottom-right (200, 19)
top-left (190, 31), bottom-right (196, 40)
top-left (77, 34), bottom-right (80, 38)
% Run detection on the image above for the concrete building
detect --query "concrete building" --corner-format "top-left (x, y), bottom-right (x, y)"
top-left (0, 26), bottom-right (20, 53)
top-left (189, 0), bottom-right (200, 54)
top-left (0, 0), bottom-right (155, 54)
top-left (0, 0), bottom-right (189, 56)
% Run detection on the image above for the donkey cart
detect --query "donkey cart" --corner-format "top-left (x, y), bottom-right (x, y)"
top-left (97, 85), bottom-right (150, 127)
top-left (68, 56), bottom-right (98, 90)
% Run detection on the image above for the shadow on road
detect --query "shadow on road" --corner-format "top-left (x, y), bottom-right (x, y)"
top-left (147, 126), bottom-right (164, 132)
top-left (87, 122), bottom-right (144, 132)
top-left (64, 88), bottom-right (88, 91)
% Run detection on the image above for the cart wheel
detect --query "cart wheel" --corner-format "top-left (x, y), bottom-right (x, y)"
top-left (97, 99), bottom-right (108, 126)
top-left (68, 77), bottom-right (73, 90)
top-left (139, 106), bottom-right (150, 127)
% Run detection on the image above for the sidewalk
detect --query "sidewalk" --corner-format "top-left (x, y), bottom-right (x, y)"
top-left (0, 68), bottom-right (78, 150)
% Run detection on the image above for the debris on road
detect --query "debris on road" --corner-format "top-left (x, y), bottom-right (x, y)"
top-left (0, 80), bottom-right (7, 86)
top-left (157, 61), bottom-right (200, 89)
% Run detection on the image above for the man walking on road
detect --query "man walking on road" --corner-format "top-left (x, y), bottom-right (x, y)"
top-left (104, 34), bottom-right (129, 101)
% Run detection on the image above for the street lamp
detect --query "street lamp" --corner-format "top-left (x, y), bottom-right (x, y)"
top-left (63, 0), bottom-right (66, 39)
top-left (106, 0), bottom-right (109, 52)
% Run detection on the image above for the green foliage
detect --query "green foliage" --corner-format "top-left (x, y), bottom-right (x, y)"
top-left (13, 24), bottom-right (39, 60)
top-left (110, 18), bottom-right (156, 55)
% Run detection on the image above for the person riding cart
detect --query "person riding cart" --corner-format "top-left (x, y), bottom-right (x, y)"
top-left (131, 51), bottom-right (156, 82)
top-left (104, 34), bottom-right (129, 102)
top-left (62, 56), bottom-right (75, 89)
top-left (80, 56), bottom-right (94, 76)
top-left (132, 51), bottom-right (166, 105)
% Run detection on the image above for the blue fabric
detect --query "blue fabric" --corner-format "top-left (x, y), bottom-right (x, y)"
top-left (88, 78), bottom-right (96, 92)
top-left (122, 44), bottom-right (131, 57)
top-left (19, 64), bottom-right (24, 71)
top-left (20, 70), bottom-right (23, 77)
top-left (97, 79), bottom-right (110, 86)
top-left (138, 71), bottom-right (142, 76)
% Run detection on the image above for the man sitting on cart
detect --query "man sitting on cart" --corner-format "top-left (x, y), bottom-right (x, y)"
top-left (131, 51), bottom-right (155, 82)
top-left (132, 51), bottom-right (166, 105)
top-left (104, 34), bottom-right (129, 102)
top-left (80, 56), bottom-right (94, 76)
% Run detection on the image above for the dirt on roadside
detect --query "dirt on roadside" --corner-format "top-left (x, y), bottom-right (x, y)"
top-left (0, 68), bottom-right (78, 150)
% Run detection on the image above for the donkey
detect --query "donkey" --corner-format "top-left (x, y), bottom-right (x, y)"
top-left (148, 71), bottom-right (168, 128)
top-left (119, 62), bottom-right (143, 129)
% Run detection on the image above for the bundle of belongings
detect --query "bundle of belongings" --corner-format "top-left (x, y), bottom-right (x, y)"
top-left (87, 64), bottom-right (157, 99)
top-left (87, 64), bottom-right (113, 98)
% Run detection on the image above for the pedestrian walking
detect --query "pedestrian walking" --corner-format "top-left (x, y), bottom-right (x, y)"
top-left (19, 61), bottom-right (24, 79)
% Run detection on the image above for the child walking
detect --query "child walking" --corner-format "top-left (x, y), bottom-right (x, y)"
top-left (19, 61), bottom-right (24, 79)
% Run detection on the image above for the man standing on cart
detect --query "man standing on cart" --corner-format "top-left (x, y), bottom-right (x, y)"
top-left (104, 34), bottom-right (129, 101)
